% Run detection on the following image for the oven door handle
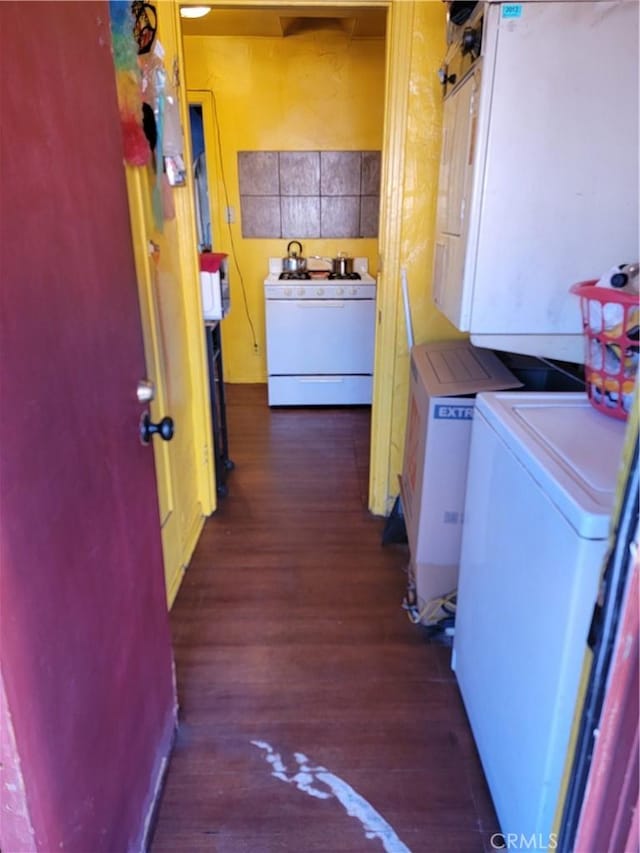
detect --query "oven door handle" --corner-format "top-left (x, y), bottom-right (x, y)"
top-left (295, 300), bottom-right (346, 308)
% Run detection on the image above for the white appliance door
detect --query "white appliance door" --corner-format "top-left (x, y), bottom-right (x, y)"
top-left (433, 68), bottom-right (480, 326)
top-left (454, 408), bottom-right (607, 840)
top-left (441, 69), bottom-right (479, 239)
top-left (266, 299), bottom-right (376, 375)
top-left (470, 0), bottom-right (639, 336)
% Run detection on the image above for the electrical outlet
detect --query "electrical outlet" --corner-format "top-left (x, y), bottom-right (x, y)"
top-left (225, 205), bottom-right (235, 224)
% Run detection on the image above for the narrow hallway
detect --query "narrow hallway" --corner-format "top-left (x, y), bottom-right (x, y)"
top-left (151, 385), bottom-right (499, 852)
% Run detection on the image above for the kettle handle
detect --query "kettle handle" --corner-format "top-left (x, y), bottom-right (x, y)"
top-left (287, 240), bottom-right (303, 256)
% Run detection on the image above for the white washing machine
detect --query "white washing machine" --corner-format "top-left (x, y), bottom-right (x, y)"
top-left (453, 392), bottom-right (627, 842)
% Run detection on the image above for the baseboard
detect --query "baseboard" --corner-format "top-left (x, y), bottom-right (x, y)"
top-left (166, 510), bottom-right (206, 609)
top-left (183, 510), bottom-right (205, 571)
top-left (136, 700), bottom-right (178, 853)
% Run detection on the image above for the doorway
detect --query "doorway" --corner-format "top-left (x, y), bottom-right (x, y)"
top-left (188, 102), bottom-right (213, 252)
top-left (177, 1), bottom-right (392, 460)
top-left (177, 1), bottom-right (435, 518)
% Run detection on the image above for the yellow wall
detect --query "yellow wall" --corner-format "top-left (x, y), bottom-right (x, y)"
top-left (367, 1), bottom-right (462, 513)
top-left (384, 1), bottom-right (465, 504)
top-left (183, 31), bottom-right (386, 382)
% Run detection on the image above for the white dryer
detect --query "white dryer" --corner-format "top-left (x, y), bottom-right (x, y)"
top-left (453, 392), bottom-right (627, 842)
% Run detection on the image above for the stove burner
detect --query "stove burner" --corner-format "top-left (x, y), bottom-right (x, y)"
top-left (328, 272), bottom-right (361, 280)
top-left (279, 271), bottom-right (311, 280)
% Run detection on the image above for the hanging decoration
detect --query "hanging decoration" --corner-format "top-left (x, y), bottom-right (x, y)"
top-left (140, 49), bottom-right (186, 187)
top-left (109, 0), bottom-right (151, 166)
top-left (131, 1), bottom-right (157, 55)
top-left (152, 58), bottom-right (166, 228)
top-left (109, 0), bottom-right (185, 228)
top-left (162, 57), bottom-right (187, 187)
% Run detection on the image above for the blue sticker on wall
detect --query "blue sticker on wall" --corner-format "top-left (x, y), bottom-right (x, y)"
top-left (502, 4), bottom-right (523, 18)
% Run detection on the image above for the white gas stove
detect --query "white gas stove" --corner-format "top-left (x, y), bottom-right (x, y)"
top-left (264, 257), bottom-right (377, 406)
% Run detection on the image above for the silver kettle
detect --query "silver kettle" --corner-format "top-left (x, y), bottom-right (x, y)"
top-left (282, 240), bottom-right (306, 273)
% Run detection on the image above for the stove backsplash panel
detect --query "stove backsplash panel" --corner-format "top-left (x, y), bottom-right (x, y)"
top-left (320, 151), bottom-right (361, 196)
top-left (237, 151), bottom-right (280, 195)
top-left (321, 196), bottom-right (360, 238)
top-left (240, 196), bottom-right (282, 239)
top-left (280, 152), bottom-right (320, 195)
top-left (281, 196), bottom-right (320, 238)
top-left (238, 150), bottom-right (381, 239)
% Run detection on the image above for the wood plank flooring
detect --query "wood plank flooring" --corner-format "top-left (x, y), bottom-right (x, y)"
top-left (151, 384), bottom-right (499, 852)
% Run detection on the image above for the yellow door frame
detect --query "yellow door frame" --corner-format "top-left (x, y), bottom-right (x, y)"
top-left (176, 0), bottom-right (415, 516)
top-left (369, 0), bottom-right (414, 515)
top-left (168, 2), bottom-right (218, 519)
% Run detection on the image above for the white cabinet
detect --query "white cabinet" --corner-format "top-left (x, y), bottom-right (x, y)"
top-left (437, 69), bottom-right (479, 239)
top-left (434, 67), bottom-right (481, 325)
top-left (433, 1), bottom-right (640, 362)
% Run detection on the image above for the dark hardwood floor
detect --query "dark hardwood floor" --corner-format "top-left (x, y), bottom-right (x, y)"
top-left (151, 384), bottom-right (499, 853)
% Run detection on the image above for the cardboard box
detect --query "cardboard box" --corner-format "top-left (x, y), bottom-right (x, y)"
top-left (400, 341), bottom-right (521, 616)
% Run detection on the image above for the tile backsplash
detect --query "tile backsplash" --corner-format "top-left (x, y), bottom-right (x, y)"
top-left (238, 150), bottom-right (381, 239)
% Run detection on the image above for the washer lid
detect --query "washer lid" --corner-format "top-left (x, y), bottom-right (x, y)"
top-left (476, 392), bottom-right (628, 539)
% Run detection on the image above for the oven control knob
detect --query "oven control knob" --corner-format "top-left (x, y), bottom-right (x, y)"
top-left (316, 287), bottom-right (324, 296)
top-left (350, 286), bottom-right (358, 296)
top-left (284, 287), bottom-right (292, 297)
top-left (336, 287), bottom-right (345, 296)
top-left (297, 287), bottom-right (305, 297)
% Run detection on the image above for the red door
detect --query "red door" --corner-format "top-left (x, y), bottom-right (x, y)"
top-left (0, 3), bottom-right (175, 850)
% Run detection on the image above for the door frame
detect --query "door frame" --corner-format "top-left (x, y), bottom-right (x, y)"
top-left (171, 4), bottom-right (218, 520)
top-left (369, 0), bottom-right (414, 515)
top-left (177, 0), bottom-right (414, 516)
top-left (186, 89), bottom-right (221, 252)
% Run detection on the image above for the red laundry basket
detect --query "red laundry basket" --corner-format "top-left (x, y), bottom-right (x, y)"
top-left (571, 280), bottom-right (639, 421)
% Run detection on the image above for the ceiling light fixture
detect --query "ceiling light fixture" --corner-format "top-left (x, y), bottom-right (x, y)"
top-left (180, 6), bottom-right (211, 18)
